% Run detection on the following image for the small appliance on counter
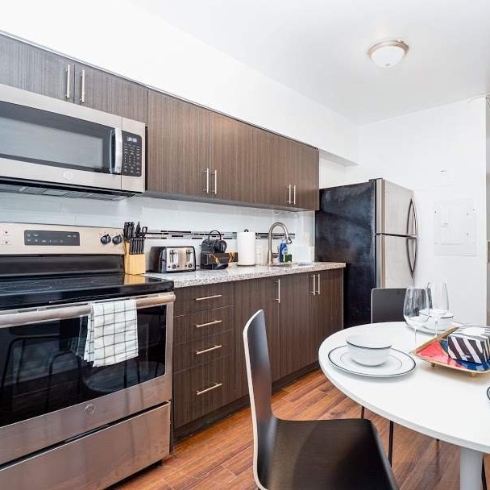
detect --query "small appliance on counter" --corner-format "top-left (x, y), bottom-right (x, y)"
top-left (149, 246), bottom-right (196, 273)
top-left (200, 230), bottom-right (237, 270)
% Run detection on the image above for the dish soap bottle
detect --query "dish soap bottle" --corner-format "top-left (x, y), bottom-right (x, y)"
top-left (278, 239), bottom-right (288, 263)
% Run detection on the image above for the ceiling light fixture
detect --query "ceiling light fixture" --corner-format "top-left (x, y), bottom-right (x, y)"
top-left (368, 39), bottom-right (409, 68)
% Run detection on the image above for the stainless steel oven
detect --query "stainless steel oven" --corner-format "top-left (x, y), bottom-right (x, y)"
top-left (0, 223), bottom-right (174, 490)
top-left (0, 84), bottom-right (145, 199)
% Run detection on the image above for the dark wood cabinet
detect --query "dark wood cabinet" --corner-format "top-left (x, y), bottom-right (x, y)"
top-left (234, 277), bottom-right (281, 397)
top-left (146, 85), bottom-right (319, 210)
top-left (172, 284), bottom-right (235, 429)
top-left (234, 270), bottom-right (343, 397)
top-left (0, 34), bottom-right (73, 101)
top-left (0, 34), bottom-right (147, 122)
top-left (147, 90), bottom-right (211, 197)
top-left (73, 64), bottom-right (147, 122)
top-left (210, 112), bottom-right (256, 203)
top-left (288, 140), bottom-right (319, 210)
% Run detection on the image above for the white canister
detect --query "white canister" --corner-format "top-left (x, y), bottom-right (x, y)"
top-left (237, 230), bottom-right (256, 266)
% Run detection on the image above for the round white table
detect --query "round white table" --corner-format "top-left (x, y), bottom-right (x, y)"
top-left (319, 322), bottom-right (490, 490)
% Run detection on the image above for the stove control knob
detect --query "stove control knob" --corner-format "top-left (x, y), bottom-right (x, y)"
top-left (100, 234), bottom-right (111, 245)
top-left (112, 234), bottom-right (123, 245)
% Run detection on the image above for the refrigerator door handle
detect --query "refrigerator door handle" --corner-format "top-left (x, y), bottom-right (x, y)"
top-left (375, 232), bottom-right (417, 238)
top-left (406, 199), bottom-right (418, 278)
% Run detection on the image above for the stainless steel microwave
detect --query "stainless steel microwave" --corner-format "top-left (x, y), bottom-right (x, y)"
top-left (0, 84), bottom-right (145, 200)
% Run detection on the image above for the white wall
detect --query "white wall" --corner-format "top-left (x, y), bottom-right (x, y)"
top-left (322, 99), bottom-right (487, 324)
top-left (0, 0), bottom-right (358, 164)
top-left (0, 193), bottom-right (314, 266)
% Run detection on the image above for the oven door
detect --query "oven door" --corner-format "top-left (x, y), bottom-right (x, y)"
top-left (0, 292), bottom-right (174, 466)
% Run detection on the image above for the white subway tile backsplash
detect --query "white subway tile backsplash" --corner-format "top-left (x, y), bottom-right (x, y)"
top-left (0, 193), bottom-right (315, 247)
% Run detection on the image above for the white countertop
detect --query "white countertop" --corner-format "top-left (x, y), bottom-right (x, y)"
top-left (145, 262), bottom-right (345, 288)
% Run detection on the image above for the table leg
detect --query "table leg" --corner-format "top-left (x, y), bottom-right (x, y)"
top-left (460, 447), bottom-right (483, 490)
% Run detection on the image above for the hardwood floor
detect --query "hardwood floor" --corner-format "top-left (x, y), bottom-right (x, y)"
top-left (114, 369), bottom-right (487, 490)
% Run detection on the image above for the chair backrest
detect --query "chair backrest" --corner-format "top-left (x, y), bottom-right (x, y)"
top-left (243, 309), bottom-right (275, 490)
top-left (371, 288), bottom-right (406, 323)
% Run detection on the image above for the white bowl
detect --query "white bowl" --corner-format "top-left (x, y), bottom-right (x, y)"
top-left (346, 334), bottom-right (392, 366)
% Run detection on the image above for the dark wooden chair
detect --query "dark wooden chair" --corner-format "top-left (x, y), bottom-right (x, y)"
top-left (361, 288), bottom-right (407, 464)
top-left (243, 309), bottom-right (398, 490)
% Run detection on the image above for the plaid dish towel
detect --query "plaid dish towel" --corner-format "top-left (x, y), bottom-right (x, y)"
top-left (84, 299), bottom-right (139, 367)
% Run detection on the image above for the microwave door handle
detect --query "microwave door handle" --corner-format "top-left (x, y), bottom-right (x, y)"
top-left (113, 128), bottom-right (123, 174)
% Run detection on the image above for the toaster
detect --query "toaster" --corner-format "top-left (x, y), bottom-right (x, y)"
top-left (149, 246), bottom-right (196, 273)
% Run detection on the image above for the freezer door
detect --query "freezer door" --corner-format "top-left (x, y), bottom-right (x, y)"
top-left (375, 179), bottom-right (414, 235)
top-left (376, 234), bottom-right (414, 288)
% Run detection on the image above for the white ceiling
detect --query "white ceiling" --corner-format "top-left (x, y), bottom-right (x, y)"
top-left (129, 0), bottom-right (490, 125)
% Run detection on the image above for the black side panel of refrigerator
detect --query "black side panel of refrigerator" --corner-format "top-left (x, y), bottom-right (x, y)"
top-left (315, 182), bottom-right (376, 328)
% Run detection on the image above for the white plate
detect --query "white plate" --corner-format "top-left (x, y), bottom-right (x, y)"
top-left (327, 345), bottom-right (416, 378)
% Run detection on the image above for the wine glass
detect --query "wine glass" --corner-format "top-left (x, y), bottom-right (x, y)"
top-left (403, 287), bottom-right (430, 346)
top-left (427, 282), bottom-right (449, 337)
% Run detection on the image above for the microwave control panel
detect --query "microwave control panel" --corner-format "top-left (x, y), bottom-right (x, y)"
top-left (121, 132), bottom-right (143, 177)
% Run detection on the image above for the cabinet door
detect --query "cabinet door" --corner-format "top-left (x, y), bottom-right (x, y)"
top-left (210, 112), bottom-right (255, 202)
top-left (278, 273), bottom-right (315, 378)
top-left (253, 129), bottom-right (283, 206)
top-left (234, 278), bottom-right (280, 396)
top-left (0, 34), bottom-right (73, 101)
top-left (289, 140), bottom-right (319, 210)
top-left (315, 269), bottom-right (344, 348)
top-left (74, 64), bottom-right (147, 122)
top-left (147, 90), bottom-right (211, 195)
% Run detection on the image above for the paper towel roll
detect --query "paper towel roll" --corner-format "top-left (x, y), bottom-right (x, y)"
top-left (237, 231), bottom-right (256, 266)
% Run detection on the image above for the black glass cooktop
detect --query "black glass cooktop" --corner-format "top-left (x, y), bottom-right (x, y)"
top-left (0, 274), bottom-right (174, 310)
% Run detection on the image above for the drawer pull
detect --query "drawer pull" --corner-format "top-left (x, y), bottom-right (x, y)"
top-left (196, 382), bottom-right (223, 396)
top-left (195, 344), bottom-right (222, 355)
top-left (195, 319), bottom-right (223, 329)
top-left (195, 294), bottom-right (223, 302)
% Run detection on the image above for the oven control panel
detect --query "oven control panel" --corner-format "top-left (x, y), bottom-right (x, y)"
top-left (121, 132), bottom-right (142, 177)
top-left (0, 223), bottom-right (125, 255)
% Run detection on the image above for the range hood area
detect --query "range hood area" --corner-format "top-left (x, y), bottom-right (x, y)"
top-left (0, 179), bottom-right (133, 201)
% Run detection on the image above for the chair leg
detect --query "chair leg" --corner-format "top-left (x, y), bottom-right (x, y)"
top-left (360, 405), bottom-right (365, 419)
top-left (388, 420), bottom-right (394, 466)
top-left (483, 459), bottom-right (487, 490)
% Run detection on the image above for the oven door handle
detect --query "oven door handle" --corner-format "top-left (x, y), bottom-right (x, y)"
top-left (0, 292), bottom-right (176, 329)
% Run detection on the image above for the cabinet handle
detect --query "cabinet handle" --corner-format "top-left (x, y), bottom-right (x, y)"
top-left (275, 279), bottom-right (281, 303)
top-left (316, 273), bottom-right (321, 295)
top-left (311, 275), bottom-right (316, 295)
top-left (65, 64), bottom-right (71, 99)
top-left (195, 344), bottom-right (222, 355)
top-left (196, 382), bottom-right (223, 396)
top-left (80, 69), bottom-right (86, 103)
top-left (212, 170), bottom-right (218, 195)
top-left (203, 168), bottom-right (210, 193)
top-left (195, 319), bottom-right (223, 329)
top-left (287, 184), bottom-right (292, 204)
top-left (195, 294), bottom-right (222, 302)
top-left (293, 185), bottom-right (297, 205)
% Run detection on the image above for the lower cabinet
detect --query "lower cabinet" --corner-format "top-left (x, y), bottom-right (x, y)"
top-left (173, 269), bottom-right (343, 435)
top-left (234, 269), bottom-right (343, 400)
top-left (172, 284), bottom-right (235, 430)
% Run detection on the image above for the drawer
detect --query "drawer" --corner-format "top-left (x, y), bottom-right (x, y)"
top-left (174, 330), bottom-right (233, 372)
top-left (174, 306), bottom-right (233, 345)
top-left (173, 356), bottom-right (234, 428)
top-left (174, 283), bottom-right (233, 315)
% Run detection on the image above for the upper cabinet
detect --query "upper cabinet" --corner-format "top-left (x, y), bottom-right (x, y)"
top-left (0, 33), bottom-right (318, 210)
top-left (147, 88), bottom-right (319, 210)
top-left (147, 90), bottom-right (211, 197)
top-left (0, 34), bottom-right (147, 122)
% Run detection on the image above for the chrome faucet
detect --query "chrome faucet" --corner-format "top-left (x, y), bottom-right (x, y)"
top-left (267, 222), bottom-right (292, 265)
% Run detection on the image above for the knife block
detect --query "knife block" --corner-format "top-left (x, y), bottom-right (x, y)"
top-left (124, 243), bottom-right (146, 275)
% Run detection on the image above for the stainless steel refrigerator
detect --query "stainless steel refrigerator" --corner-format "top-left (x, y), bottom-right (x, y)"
top-left (315, 179), bottom-right (418, 328)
